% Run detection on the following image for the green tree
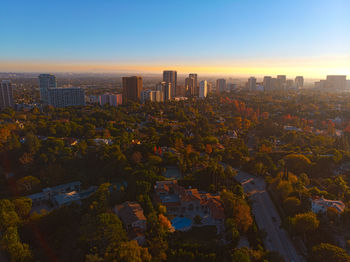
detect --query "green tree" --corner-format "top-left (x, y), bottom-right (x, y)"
top-left (283, 197), bottom-right (301, 216)
top-left (291, 212), bottom-right (319, 238)
top-left (107, 240), bottom-right (151, 262)
top-left (12, 198), bottom-right (32, 219)
top-left (0, 200), bottom-right (20, 231)
top-left (309, 243), bottom-right (350, 262)
top-left (0, 227), bottom-right (32, 262)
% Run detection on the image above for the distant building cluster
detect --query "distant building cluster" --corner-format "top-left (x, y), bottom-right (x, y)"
top-left (122, 70), bottom-right (212, 104)
top-left (39, 74), bottom-right (85, 107)
top-left (315, 75), bottom-right (347, 91)
top-left (0, 71), bottom-right (348, 111)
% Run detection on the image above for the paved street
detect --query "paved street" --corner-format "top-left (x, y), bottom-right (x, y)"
top-left (235, 170), bottom-right (304, 262)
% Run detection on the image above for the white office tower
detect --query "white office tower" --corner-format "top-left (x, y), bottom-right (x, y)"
top-left (48, 87), bottom-right (85, 107)
top-left (295, 76), bottom-right (304, 88)
top-left (39, 74), bottom-right (57, 103)
top-left (199, 80), bottom-right (208, 98)
top-left (0, 80), bottom-right (14, 109)
top-left (248, 77), bottom-right (257, 91)
top-left (216, 79), bottom-right (226, 93)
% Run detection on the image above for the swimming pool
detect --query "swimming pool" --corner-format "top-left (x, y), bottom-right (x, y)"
top-left (171, 216), bottom-right (192, 231)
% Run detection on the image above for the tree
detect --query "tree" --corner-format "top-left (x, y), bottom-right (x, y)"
top-left (158, 214), bottom-right (173, 232)
top-left (231, 248), bottom-right (251, 262)
top-left (309, 243), bottom-right (350, 262)
top-left (284, 154), bottom-right (311, 175)
top-left (80, 212), bottom-right (126, 256)
top-left (23, 132), bottom-right (41, 154)
top-left (16, 176), bottom-right (41, 194)
top-left (0, 227), bottom-right (32, 262)
top-left (221, 191), bottom-right (253, 233)
top-left (291, 212), bottom-right (319, 237)
top-left (225, 218), bottom-right (240, 247)
top-left (12, 198), bottom-right (32, 219)
top-left (108, 240), bottom-right (151, 262)
top-left (0, 200), bottom-right (20, 231)
top-left (283, 197), bottom-right (301, 216)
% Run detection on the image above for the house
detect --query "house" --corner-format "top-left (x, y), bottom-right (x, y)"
top-left (27, 181), bottom-right (82, 206)
top-left (154, 181), bottom-right (225, 232)
top-left (284, 125), bottom-right (302, 132)
top-left (311, 196), bottom-right (345, 214)
top-left (114, 201), bottom-right (147, 245)
top-left (53, 191), bottom-right (81, 206)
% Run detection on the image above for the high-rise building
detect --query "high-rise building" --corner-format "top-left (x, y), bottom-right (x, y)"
top-left (185, 76), bottom-right (196, 96)
top-left (216, 79), bottom-right (226, 93)
top-left (47, 87), bottom-right (85, 108)
top-left (189, 74), bottom-right (198, 96)
top-left (0, 80), bottom-right (14, 109)
top-left (326, 75), bottom-right (347, 90)
top-left (163, 71), bottom-right (177, 98)
top-left (122, 76), bottom-right (143, 103)
top-left (39, 74), bottom-right (57, 103)
top-left (286, 80), bottom-right (295, 89)
top-left (277, 75), bottom-right (287, 89)
top-left (199, 80), bottom-right (208, 98)
top-left (207, 82), bottom-right (213, 93)
top-left (175, 85), bottom-right (186, 97)
top-left (263, 76), bottom-right (273, 91)
top-left (99, 93), bottom-right (122, 107)
top-left (295, 76), bottom-right (304, 88)
top-left (248, 77), bottom-right (257, 91)
top-left (156, 81), bottom-right (171, 102)
top-left (141, 90), bottom-right (162, 103)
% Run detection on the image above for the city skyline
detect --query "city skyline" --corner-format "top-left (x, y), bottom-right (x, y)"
top-left (1, 0), bottom-right (349, 77)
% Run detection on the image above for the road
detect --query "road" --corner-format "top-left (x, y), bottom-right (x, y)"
top-left (235, 170), bottom-right (304, 262)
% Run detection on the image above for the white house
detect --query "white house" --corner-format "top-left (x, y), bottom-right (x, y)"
top-left (311, 196), bottom-right (345, 214)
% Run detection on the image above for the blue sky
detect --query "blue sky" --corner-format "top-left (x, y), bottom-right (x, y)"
top-left (0, 0), bottom-right (349, 76)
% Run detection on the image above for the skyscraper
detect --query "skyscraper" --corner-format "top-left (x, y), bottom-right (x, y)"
top-left (326, 75), bottom-right (347, 90)
top-left (163, 70), bottom-right (177, 98)
top-left (47, 87), bottom-right (85, 107)
top-left (39, 74), bottom-right (57, 103)
top-left (99, 93), bottom-right (122, 107)
top-left (248, 77), bottom-right (257, 91)
top-left (263, 76), bottom-right (273, 91)
top-left (277, 75), bottom-right (287, 90)
top-left (185, 76), bottom-right (196, 96)
top-left (189, 74), bottom-right (198, 96)
top-left (156, 81), bottom-right (171, 102)
top-left (122, 76), bottom-right (143, 103)
top-left (0, 80), bottom-right (14, 109)
top-left (141, 90), bottom-right (162, 103)
top-left (199, 80), bottom-right (208, 98)
top-left (295, 76), bottom-right (304, 88)
top-left (216, 79), bottom-right (226, 93)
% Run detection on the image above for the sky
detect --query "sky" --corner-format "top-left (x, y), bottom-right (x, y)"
top-left (0, 0), bottom-right (349, 78)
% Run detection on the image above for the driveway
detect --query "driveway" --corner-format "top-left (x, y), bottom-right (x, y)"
top-left (235, 170), bottom-right (304, 262)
